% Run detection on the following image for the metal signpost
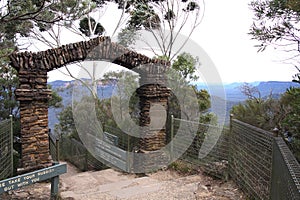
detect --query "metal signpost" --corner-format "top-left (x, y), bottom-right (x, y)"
top-left (0, 162), bottom-right (67, 199)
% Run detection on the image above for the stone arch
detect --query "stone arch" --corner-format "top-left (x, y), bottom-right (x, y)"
top-left (9, 36), bottom-right (170, 171)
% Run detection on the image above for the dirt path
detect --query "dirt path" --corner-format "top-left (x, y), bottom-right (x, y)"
top-left (0, 162), bottom-right (245, 200)
top-left (59, 163), bottom-right (245, 200)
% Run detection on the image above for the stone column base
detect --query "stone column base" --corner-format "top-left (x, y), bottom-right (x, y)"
top-left (133, 149), bottom-right (170, 173)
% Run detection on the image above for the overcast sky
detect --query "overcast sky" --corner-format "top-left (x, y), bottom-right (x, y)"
top-left (43, 0), bottom-right (297, 83)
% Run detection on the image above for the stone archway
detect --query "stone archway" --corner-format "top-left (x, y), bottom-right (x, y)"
top-left (9, 36), bottom-right (170, 172)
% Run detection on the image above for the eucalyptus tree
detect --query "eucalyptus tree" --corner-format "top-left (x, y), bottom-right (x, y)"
top-left (250, 0), bottom-right (300, 82)
top-left (117, 0), bottom-right (204, 61)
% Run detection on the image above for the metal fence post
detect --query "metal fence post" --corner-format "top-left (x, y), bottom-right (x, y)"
top-left (229, 114), bottom-right (233, 134)
top-left (10, 115), bottom-right (13, 177)
top-left (127, 133), bottom-right (130, 172)
top-left (170, 115), bottom-right (174, 161)
top-left (50, 162), bottom-right (59, 200)
top-left (84, 149), bottom-right (88, 171)
top-left (55, 138), bottom-right (59, 162)
top-left (228, 114), bottom-right (234, 179)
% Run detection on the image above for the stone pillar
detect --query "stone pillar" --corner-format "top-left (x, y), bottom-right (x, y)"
top-left (137, 63), bottom-right (171, 151)
top-left (137, 84), bottom-right (170, 151)
top-left (15, 69), bottom-right (52, 171)
top-left (135, 64), bottom-right (171, 172)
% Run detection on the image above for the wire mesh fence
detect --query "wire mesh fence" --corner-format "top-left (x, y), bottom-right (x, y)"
top-left (229, 119), bottom-right (274, 200)
top-left (171, 117), bottom-right (230, 179)
top-left (0, 117), bottom-right (13, 180)
top-left (59, 135), bottom-right (107, 171)
top-left (271, 137), bottom-right (300, 200)
top-left (104, 125), bottom-right (139, 152)
top-left (171, 117), bottom-right (300, 199)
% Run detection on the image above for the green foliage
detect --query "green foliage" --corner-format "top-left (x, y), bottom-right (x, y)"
top-left (167, 53), bottom-right (214, 123)
top-left (117, 27), bottom-right (139, 47)
top-left (56, 70), bottom-right (139, 140)
top-left (172, 52), bottom-right (199, 81)
top-left (127, 2), bottom-right (161, 30)
top-left (103, 70), bottom-right (139, 126)
top-left (116, 0), bottom-right (202, 55)
top-left (250, 1), bottom-right (300, 85)
top-left (0, 65), bottom-right (19, 120)
top-left (56, 105), bottom-right (77, 138)
top-left (231, 98), bottom-right (281, 131)
top-left (292, 66), bottom-right (300, 84)
top-left (231, 85), bottom-right (300, 161)
top-left (79, 17), bottom-right (105, 37)
top-left (185, 1), bottom-right (200, 11)
top-left (48, 85), bottom-right (63, 108)
top-left (164, 9), bottom-right (176, 20)
top-left (250, 0), bottom-right (300, 53)
top-left (168, 160), bottom-right (198, 175)
top-left (281, 88), bottom-right (300, 135)
top-left (194, 88), bottom-right (211, 111)
top-left (280, 87), bottom-right (300, 158)
top-left (0, 0), bottom-right (92, 59)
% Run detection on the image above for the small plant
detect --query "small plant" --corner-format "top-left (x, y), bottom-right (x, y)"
top-left (168, 160), bottom-right (197, 175)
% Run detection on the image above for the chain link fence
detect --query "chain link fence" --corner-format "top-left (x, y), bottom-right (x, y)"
top-left (0, 117), bottom-right (13, 180)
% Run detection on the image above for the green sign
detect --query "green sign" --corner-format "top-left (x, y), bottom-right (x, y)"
top-left (0, 163), bottom-right (67, 194)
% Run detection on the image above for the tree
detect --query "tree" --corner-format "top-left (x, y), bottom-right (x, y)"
top-left (280, 87), bottom-right (300, 159)
top-left (231, 83), bottom-right (289, 131)
top-left (55, 70), bottom-right (138, 140)
top-left (79, 16), bottom-right (105, 37)
top-left (231, 97), bottom-right (287, 131)
top-left (118, 0), bottom-right (204, 60)
top-left (0, 0), bottom-right (88, 56)
top-left (249, 0), bottom-right (300, 79)
top-left (293, 66), bottom-right (300, 84)
top-left (250, 0), bottom-right (300, 159)
top-left (172, 52), bottom-right (199, 81)
top-left (48, 85), bottom-right (63, 108)
top-left (0, 0), bottom-right (93, 112)
top-left (239, 82), bottom-right (261, 102)
top-left (167, 52), bottom-right (214, 123)
top-left (250, 0), bottom-right (300, 54)
top-left (103, 70), bottom-right (139, 123)
top-left (0, 64), bottom-right (18, 120)
top-left (231, 84), bottom-right (300, 160)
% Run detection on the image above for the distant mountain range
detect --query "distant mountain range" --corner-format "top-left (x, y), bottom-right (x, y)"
top-left (197, 81), bottom-right (300, 102)
top-left (48, 80), bottom-right (299, 130)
